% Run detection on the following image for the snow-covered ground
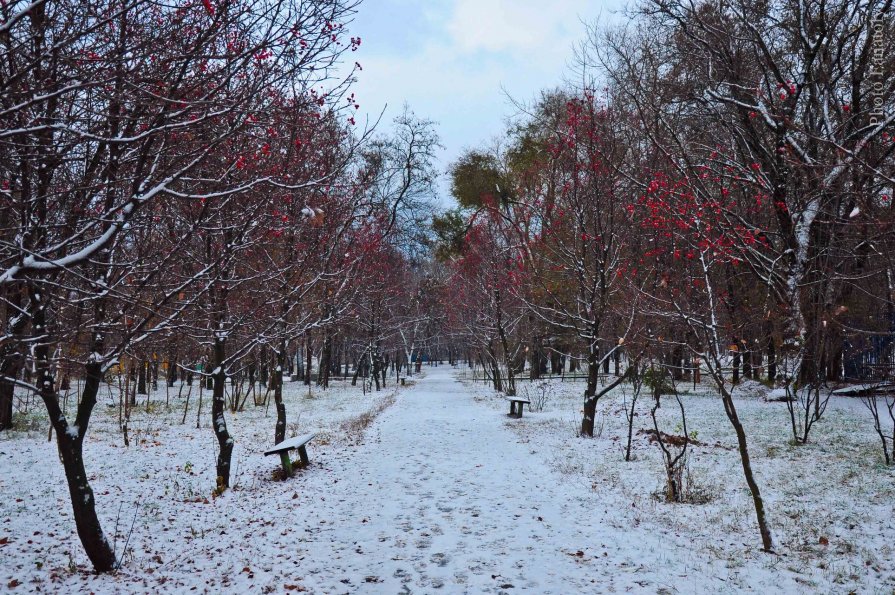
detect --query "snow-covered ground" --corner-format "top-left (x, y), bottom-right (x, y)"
top-left (1, 366), bottom-right (893, 593)
top-left (0, 374), bottom-right (400, 593)
top-left (460, 369), bottom-right (895, 593)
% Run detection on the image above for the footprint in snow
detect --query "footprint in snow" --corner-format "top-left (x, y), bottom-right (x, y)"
top-left (393, 567), bottom-right (411, 581)
top-left (467, 560), bottom-right (487, 575)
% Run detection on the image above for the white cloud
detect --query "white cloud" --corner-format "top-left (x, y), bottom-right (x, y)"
top-left (445, 0), bottom-right (591, 54)
top-left (346, 0), bottom-right (625, 203)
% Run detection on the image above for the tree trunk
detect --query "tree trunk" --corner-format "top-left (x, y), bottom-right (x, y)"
top-left (0, 286), bottom-right (25, 431)
top-left (127, 361), bottom-right (137, 406)
top-left (304, 339), bottom-right (312, 386)
top-left (54, 363), bottom-right (117, 572)
top-left (581, 341), bottom-right (600, 437)
top-left (151, 359), bottom-right (159, 391)
top-left (530, 336), bottom-right (541, 380)
top-left (318, 334), bottom-right (331, 389)
top-left (0, 370), bottom-right (15, 431)
top-left (34, 287), bottom-right (116, 571)
top-left (259, 356), bottom-right (268, 387)
top-left (495, 289), bottom-right (515, 396)
top-left (351, 354), bottom-right (361, 386)
top-left (210, 264), bottom-right (234, 490)
top-left (826, 330), bottom-right (842, 381)
top-left (274, 344), bottom-right (286, 444)
top-left (211, 342), bottom-right (233, 489)
top-left (767, 335), bottom-right (776, 382)
top-left (167, 351), bottom-right (178, 387)
top-left (486, 341), bottom-right (502, 392)
top-left (732, 345), bottom-right (740, 385)
top-left (720, 385), bottom-right (774, 552)
top-left (0, 332), bottom-right (22, 431)
top-left (371, 347), bottom-right (381, 391)
top-left (743, 344), bottom-right (753, 380)
top-left (136, 360), bottom-right (147, 394)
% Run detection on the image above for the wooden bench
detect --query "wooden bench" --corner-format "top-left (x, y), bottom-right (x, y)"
top-left (506, 396), bottom-right (531, 418)
top-left (264, 433), bottom-right (315, 477)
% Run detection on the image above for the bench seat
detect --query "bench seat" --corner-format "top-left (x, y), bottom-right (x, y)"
top-left (265, 433), bottom-right (315, 477)
top-left (506, 397), bottom-right (531, 418)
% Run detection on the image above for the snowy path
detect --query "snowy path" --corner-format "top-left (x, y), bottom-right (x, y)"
top-left (7, 365), bottom-right (893, 593)
top-left (291, 367), bottom-right (613, 594)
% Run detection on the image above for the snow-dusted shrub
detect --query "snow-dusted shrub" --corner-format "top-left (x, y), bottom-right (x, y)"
top-left (650, 450), bottom-right (715, 505)
top-left (522, 380), bottom-right (554, 412)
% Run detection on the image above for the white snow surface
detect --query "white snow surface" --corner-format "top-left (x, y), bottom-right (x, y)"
top-left (1, 367), bottom-right (894, 593)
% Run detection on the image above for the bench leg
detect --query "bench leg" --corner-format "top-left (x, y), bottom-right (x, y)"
top-left (297, 445), bottom-right (310, 468)
top-left (509, 402), bottom-right (516, 416)
top-left (279, 452), bottom-right (293, 478)
top-left (518, 404), bottom-right (523, 418)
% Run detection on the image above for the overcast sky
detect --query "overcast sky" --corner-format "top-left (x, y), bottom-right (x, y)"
top-left (344, 0), bottom-right (627, 205)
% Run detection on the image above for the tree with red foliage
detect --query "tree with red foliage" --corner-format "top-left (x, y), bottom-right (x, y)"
top-left (0, 0), bottom-right (362, 571)
top-left (628, 161), bottom-right (776, 551)
top-left (508, 91), bottom-right (644, 436)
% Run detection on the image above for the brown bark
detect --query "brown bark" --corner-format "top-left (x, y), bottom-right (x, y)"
top-left (211, 336), bottom-right (233, 488)
top-left (210, 255), bottom-right (234, 489)
top-left (0, 369), bottom-right (16, 431)
top-left (0, 285), bottom-right (22, 431)
top-left (304, 338), bottom-right (312, 386)
top-left (318, 334), bottom-right (331, 389)
top-left (274, 343), bottom-right (286, 444)
top-left (706, 345), bottom-right (774, 551)
top-left (137, 360), bottom-right (147, 394)
top-left (33, 287), bottom-right (116, 571)
top-left (720, 384), bottom-right (774, 551)
top-left (529, 336), bottom-right (541, 380)
top-left (494, 288), bottom-right (515, 396)
top-left (581, 341), bottom-right (600, 437)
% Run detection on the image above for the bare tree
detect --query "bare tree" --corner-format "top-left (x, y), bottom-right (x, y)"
top-left (0, 0), bottom-right (362, 570)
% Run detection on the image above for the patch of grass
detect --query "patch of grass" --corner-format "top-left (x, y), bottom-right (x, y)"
top-left (650, 454), bottom-right (717, 505)
top-left (143, 400), bottom-right (166, 414)
top-left (338, 394), bottom-right (397, 445)
top-left (11, 410), bottom-right (46, 432)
